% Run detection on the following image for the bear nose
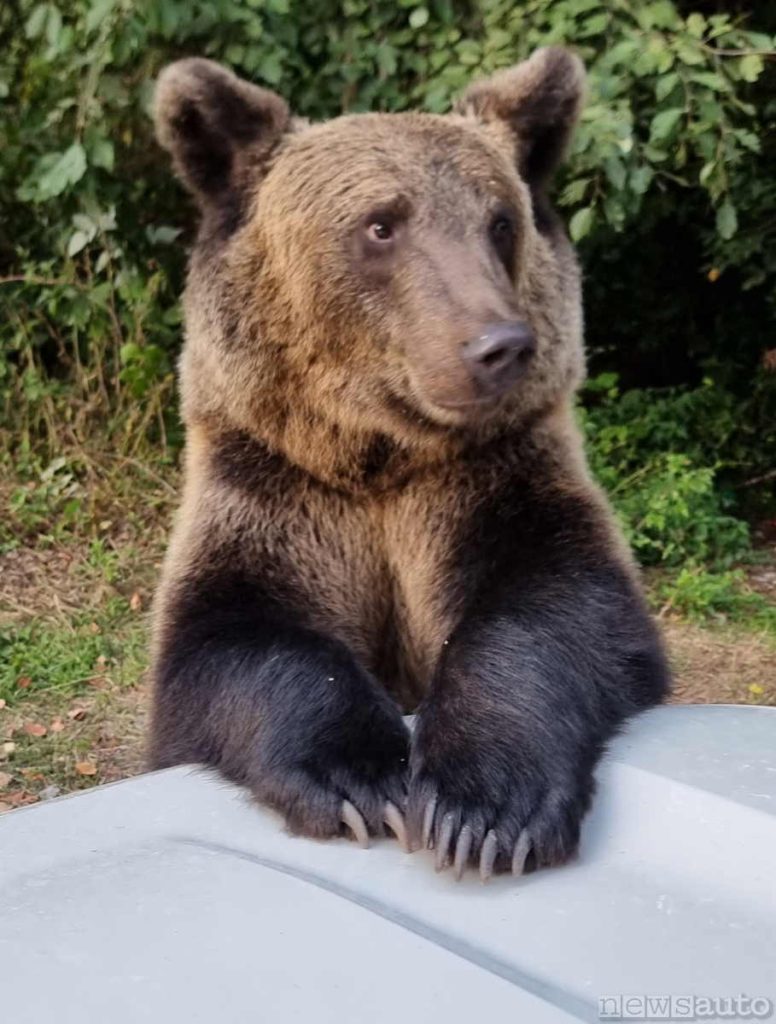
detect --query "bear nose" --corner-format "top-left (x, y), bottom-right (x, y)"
top-left (462, 320), bottom-right (536, 397)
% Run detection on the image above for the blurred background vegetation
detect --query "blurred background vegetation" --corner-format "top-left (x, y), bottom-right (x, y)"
top-left (2, 0), bottom-right (775, 592)
top-left (1, 0), bottom-right (775, 807)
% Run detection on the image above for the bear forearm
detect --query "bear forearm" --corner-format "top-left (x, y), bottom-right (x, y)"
top-left (406, 562), bottom-right (669, 874)
top-left (149, 581), bottom-right (410, 839)
top-left (438, 564), bottom-right (669, 731)
top-left (151, 613), bottom-right (360, 769)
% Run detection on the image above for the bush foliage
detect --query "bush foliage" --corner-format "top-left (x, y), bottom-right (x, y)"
top-left (1, 0), bottom-right (774, 574)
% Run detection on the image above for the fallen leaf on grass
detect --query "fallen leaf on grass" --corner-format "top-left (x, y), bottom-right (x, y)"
top-left (50, 719), bottom-right (65, 733)
top-left (75, 761), bottom-right (97, 776)
top-left (16, 676), bottom-right (31, 689)
top-left (23, 722), bottom-right (47, 738)
top-left (67, 707), bottom-right (87, 721)
top-left (129, 591), bottom-right (143, 612)
top-left (0, 699), bottom-right (6, 710)
top-left (11, 791), bottom-right (34, 807)
top-left (2, 741), bottom-right (16, 755)
top-left (0, 772), bottom-right (12, 788)
top-left (19, 769), bottom-right (44, 782)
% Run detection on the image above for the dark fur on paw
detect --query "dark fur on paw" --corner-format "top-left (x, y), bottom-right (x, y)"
top-left (407, 732), bottom-right (594, 880)
top-left (254, 710), bottom-right (411, 849)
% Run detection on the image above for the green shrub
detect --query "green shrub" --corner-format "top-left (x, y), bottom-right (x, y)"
top-left (582, 373), bottom-right (759, 568)
top-left (651, 566), bottom-right (776, 630)
top-left (1, 0), bottom-right (774, 576)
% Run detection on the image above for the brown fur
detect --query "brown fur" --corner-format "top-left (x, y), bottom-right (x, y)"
top-left (148, 48), bottom-right (668, 874)
top-left (151, 48), bottom-right (595, 705)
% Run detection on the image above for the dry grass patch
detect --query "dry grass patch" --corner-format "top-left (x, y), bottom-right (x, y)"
top-left (665, 619), bottom-right (775, 706)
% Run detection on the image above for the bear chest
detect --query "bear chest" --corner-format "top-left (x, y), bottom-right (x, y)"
top-left (280, 486), bottom-right (468, 710)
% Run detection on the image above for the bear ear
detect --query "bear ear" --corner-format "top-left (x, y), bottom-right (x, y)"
top-left (456, 47), bottom-right (585, 194)
top-left (154, 58), bottom-right (290, 211)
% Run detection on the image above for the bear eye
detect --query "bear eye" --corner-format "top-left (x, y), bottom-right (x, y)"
top-left (489, 212), bottom-right (516, 270)
top-left (366, 221), bottom-right (394, 243)
top-left (490, 215), bottom-right (513, 242)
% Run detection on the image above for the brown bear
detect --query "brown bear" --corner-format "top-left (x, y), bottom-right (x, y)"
top-left (150, 47), bottom-right (669, 880)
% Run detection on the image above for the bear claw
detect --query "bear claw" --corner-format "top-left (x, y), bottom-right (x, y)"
top-left (421, 794), bottom-right (437, 851)
top-left (383, 801), bottom-right (410, 852)
top-left (341, 799), bottom-right (369, 848)
top-left (479, 829), bottom-right (498, 882)
top-left (452, 824), bottom-right (473, 881)
top-left (435, 811), bottom-right (456, 872)
top-left (340, 799), bottom-right (410, 851)
top-left (511, 829), bottom-right (531, 876)
top-left (408, 787), bottom-right (545, 881)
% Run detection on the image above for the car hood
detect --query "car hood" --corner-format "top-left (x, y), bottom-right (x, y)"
top-left (1, 705), bottom-right (775, 1023)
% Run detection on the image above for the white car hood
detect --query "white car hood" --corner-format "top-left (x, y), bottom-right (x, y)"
top-left (1, 705), bottom-right (775, 1023)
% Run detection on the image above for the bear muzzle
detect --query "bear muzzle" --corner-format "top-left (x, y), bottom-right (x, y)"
top-left (461, 320), bottom-right (536, 400)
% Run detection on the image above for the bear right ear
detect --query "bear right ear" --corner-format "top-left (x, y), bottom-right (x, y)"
top-left (154, 58), bottom-right (290, 211)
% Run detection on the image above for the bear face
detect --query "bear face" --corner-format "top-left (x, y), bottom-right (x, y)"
top-left (155, 49), bottom-right (586, 485)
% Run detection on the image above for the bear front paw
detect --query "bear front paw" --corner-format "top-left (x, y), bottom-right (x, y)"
top-left (262, 760), bottom-right (410, 849)
top-left (406, 729), bottom-right (594, 880)
top-left (253, 709), bottom-right (411, 850)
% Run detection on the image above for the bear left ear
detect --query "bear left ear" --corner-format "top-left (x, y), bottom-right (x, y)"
top-left (456, 47), bottom-right (585, 195)
top-left (154, 58), bottom-right (290, 215)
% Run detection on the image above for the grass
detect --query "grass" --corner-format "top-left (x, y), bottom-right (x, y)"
top-left (0, 448), bottom-right (172, 810)
top-left (0, 603), bottom-right (147, 704)
top-left (1, 445), bottom-right (775, 813)
top-left (649, 565), bottom-right (776, 634)
top-left (0, 603), bottom-right (151, 808)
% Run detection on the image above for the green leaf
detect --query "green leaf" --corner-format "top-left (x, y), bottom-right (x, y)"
top-left (409, 6), bottom-right (429, 29)
top-left (456, 39), bottom-right (481, 66)
top-left (90, 139), bottom-right (114, 171)
top-left (716, 200), bottom-right (737, 240)
top-left (424, 85), bottom-right (449, 113)
top-left (655, 72), bottom-right (679, 102)
top-left (86, 0), bottom-right (115, 35)
top-left (25, 4), bottom-right (48, 39)
top-left (72, 213), bottom-right (95, 233)
top-left (579, 13), bottom-right (609, 37)
top-left (36, 144), bottom-right (87, 200)
top-left (676, 42), bottom-right (705, 66)
top-left (636, 1), bottom-right (678, 30)
top-left (45, 4), bottom-right (62, 48)
top-left (629, 166), bottom-right (653, 195)
top-left (735, 129), bottom-right (760, 154)
top-left (146, 225), bottom-right (182, 245)
top-left (569, 206), bottom-right (595, 242)
top-left (699, 161), bottom-right (716, 187)
top-left (376, 43), bottom-right (397, 77)
top-left (258, 53), bottom-right (283, 86)
top-left (650, 107), bottom-right (683, 141)
top-left (689, 71), bottom-right (726, 93)
top-left (559, 178), bottom-right (591, 206)
top-left (604, 156), bottom-right (626, 191)
top-left (739, 54), bottom-right (764, 83)
top-left (67, 230), bottom-right (90, 257)
top-left (603, 195), bottom-right (626, 230)
top-left (686, 13), bottom-right (705, 38)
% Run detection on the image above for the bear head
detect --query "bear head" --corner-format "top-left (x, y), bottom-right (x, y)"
top-left (155, 48), bottom-right (586, 483)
